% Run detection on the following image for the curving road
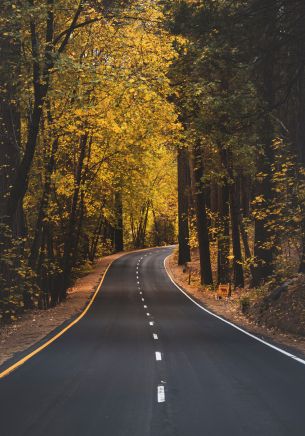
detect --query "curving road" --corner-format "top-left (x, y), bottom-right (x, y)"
top-left (0, 247), bottom-right (305, 436)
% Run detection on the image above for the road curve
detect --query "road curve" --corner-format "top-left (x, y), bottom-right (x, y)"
top-left (0, 247), bottom-right (305, 436)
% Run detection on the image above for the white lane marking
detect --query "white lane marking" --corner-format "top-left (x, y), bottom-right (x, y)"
top-left (153, 333), bottom-right (158, 340)
top-left (137, 281), bottom-right (140, 284)
top-left (146, 312), bottom-right (150, 317)
top-left (141, 297), bottom-right (145, 302)
top-left (158, 386), bottom-right (165, 403)
top-left (140, 291), bottom-right (142, 295)
top-left (144, 305), bottom-right (147, 309)
top-left (155, 351), bottom-right (162, 361)
top-left (149, 321), bottom-right (154, 326)
top-left (163, 255), bottom-right (305, 366)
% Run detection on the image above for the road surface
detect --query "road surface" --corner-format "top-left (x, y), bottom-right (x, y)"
top-left (0, 247), bottom-right (305, 436)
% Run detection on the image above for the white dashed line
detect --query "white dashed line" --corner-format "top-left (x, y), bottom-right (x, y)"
top-left (155, 351), bottom-right (162, 361)
top-left (158, 386), bottom-right (165, 403)
top-left (153, 333), bottom-right (158, 340)
top-left (146, 313), bottom-right (150, 317)
top-left (144, 305), bottom-right (147, 309)
top-left (140, 291), bottom-right (142, 295)
top-left (149, 321), bottom-right (154, 326)
top-left (141, 297), bottom-right (144, 302)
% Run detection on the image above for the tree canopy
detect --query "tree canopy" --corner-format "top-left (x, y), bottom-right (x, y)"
top-left (1, 0), bottom-right (305, 319)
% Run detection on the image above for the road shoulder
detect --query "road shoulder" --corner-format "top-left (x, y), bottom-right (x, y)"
top-left (165, 252), bottom-right (305, 360)
top-left (0, 252), bottom-right (125, 369)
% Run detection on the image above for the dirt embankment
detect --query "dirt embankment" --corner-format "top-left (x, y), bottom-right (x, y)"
top-left (0, 252), bottom-right (125, 367)
top-left (166, 251), bottom-right (305, 357)
top-left (249, 274), bottom-right (305, 337)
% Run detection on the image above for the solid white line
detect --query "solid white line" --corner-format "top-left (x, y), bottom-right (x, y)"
top-left (163, 256), bottom-right (305, 366)
top-left (153, 333), bottom-right (158, 340)
top-left (158, 386), bottom-right (165, 403)
top-left (149, 321), bottom-right (154, 326)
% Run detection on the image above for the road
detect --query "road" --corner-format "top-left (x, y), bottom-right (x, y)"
top-left (0, 247), bottom-right (305, 436)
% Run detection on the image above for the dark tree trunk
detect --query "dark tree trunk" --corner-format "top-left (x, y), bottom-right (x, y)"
top-left (152, 206), bottom-right (161, 246)
top-left (61, 134), bottom-right (88, 301)
top-left (229, 179), bottom-right (244, 288)
top-left (0, 7), bottom-right (27, 311)
top-left (29, 138), bottom-right (58, 269)
top-left (192, 140), bottom-right (213, 285)
top-left (295, 65), bottom-right (305, 272)
top-left (6, 6), bottom-right (56, 220)
top-left (217, 183), bottom-right (230, 284)
top-left (0, 7), bottom-right (24, 235)
top-left (134, 202), bottom-right (150, 249)
top-left (90, 207), bottom-right (104, 261)
top-left (252, 114), bottom-right (276, 286)
top-left (240, 174), bottom-right (251, 218)
top-left (177, 146), bottom-right (191, 265)
top-left (252, 3), bottom-right (277, 286)
top-left (114, 189), bottom-right (124, 252)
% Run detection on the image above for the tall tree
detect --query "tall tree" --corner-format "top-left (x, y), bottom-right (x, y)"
top-left (177, 146), bottom-right (191, 265)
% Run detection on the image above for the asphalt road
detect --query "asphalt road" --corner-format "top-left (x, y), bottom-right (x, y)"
top-left (1, 247), bottom-right (305, 436)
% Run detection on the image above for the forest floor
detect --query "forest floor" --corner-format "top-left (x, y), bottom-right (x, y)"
top-left (167, 249), bottom-right (305, 358)
top-left (0, 251), bottom-right (127, 367)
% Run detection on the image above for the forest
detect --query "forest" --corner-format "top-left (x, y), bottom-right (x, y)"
top-left (1, 0), bottom-right (305, 322)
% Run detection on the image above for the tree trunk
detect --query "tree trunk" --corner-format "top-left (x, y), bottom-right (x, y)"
top-left (29, 138), bottom-right (58, 269)
top-left (229, 179), bottom-right (244, 288)
top-left (295, 65), bottom-right (305, 271)
top-left (192, 140), bottom-right (213, 285)
top-left (217, 183), bottom-right (230, 284)
top-left (114, 189), bottom-right (124, 252)
top-left (177, 146), bottom-right (191, 265)
top-left (61, 133), bottom-right (88, 300)
top-left (252, 3), bottom-right (277, 286)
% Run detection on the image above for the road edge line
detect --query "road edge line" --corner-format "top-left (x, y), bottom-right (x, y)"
top-left (163, 255), bottom-right (305, 366)
top-left (0, 261), bottom-right (114, 380)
